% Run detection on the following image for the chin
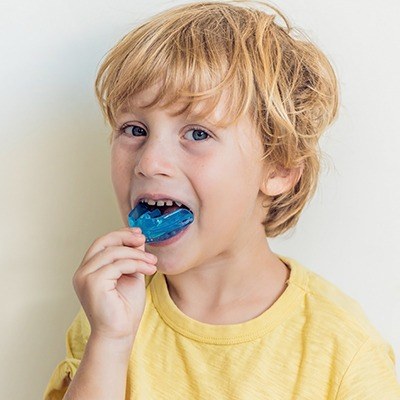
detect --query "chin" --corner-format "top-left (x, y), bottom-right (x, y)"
top-left (154, 258), bottom-right (192, 276)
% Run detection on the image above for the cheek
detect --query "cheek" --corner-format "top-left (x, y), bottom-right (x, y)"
top-left (200, 159), bottom-right (248, 214)
top-left (110, 154), bottom-right (121, 187)
top-left (206, 158), bottom-right (260, 219)
top-left (110, 148), bottom-right (131, 196)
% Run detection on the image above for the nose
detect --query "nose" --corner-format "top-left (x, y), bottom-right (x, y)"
top-left (134, 136), bottom-right (175, 178)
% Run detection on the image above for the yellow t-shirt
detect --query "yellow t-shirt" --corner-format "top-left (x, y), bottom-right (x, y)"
top-left (44, 255), bottom-right (400, 399)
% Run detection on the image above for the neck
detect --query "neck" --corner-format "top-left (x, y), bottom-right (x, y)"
top-left (164, 233), bottom-right (290, 323)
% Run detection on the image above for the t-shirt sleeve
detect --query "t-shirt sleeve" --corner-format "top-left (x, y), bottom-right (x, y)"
top-left (335, 338), bottom-right (400, 400)
top-left (43, 307), bottom-right (91, 400)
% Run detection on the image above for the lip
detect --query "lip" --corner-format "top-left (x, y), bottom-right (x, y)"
top-left (133, 192), bottom-right (193, 212)
top-left (146, 224), bottom-right (191, 247)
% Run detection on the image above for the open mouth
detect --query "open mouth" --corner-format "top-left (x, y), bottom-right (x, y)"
top-left (128, 200), bottom-right (195, 243)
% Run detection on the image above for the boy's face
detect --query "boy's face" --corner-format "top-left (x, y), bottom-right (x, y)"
top-left (111, 83), bottom-right (272, 274)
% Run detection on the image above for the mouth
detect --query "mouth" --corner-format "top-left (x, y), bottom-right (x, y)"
top-left (128, 199), bottom-right (195, 243)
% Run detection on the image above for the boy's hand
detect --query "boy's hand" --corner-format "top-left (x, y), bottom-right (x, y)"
top-left (72, 227), bottom-right (157, 345)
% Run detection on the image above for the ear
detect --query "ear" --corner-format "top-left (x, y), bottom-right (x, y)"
top-left (260, 163), bottom-right (304, 197)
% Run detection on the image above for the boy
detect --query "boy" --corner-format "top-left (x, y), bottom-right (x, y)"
top-left (44, 1), bottom-right (400, 399)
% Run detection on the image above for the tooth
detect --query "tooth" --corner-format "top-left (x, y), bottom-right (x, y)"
top-left (139, 198), bottom-right (179, 207)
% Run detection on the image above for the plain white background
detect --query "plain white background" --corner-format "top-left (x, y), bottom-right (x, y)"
top-left (1, 0), bottom-right (399, 398)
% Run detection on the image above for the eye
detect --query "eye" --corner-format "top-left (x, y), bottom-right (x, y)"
top-left (184, 127), bottom-right (211, 142)
top-left (117, 124), bottom-right (211, 142)
top-left (119, 124), bottom-right (146, 137)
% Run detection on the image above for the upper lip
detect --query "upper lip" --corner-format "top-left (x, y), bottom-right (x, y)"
top-left (133, 193), bottom-right (193, 211)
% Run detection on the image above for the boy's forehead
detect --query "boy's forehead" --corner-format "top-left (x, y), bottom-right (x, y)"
top-left (118, 83), bottom-right (235, 127)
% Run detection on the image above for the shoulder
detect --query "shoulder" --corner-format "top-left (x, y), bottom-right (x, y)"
top-left (281, 255), bottom-right (389, 345)
top-left (43, 307), bottom-right (91, 399)
top-left (282, 256), bottom-right (400, 396)
top-left (65, 306), bottom-right (91, 359)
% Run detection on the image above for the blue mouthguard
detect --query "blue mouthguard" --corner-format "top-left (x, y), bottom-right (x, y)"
top-left (127, 202), bottom-right (194, 243)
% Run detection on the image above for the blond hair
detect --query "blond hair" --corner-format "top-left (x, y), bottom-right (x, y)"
top-left (94, 0), bottom-right (339, 237)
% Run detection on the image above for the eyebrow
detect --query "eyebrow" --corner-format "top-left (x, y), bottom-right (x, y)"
top-left (118, 104), bottom-right (138, 114)
top-left (117, 105), bottom-right (219, 127)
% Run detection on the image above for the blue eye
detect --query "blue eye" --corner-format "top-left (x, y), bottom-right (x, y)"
top-left (121, 125), bottom-right (146, 137)
top-left (185, 128), bottom-right (210, 141)
top-left (118, 124), bottom-right (210, 141)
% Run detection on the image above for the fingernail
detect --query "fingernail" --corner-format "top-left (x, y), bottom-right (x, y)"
top-left (131, 227), bottom-right (141, 233)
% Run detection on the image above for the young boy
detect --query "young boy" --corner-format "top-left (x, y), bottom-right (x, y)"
top-left (44, 1), bottom-right (400, 399)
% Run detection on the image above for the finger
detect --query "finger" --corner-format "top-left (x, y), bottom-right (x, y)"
top-left (79, 245), bottom-right (157, 276)
top-left (81, 227), bottom-right (146, 266)
top-left (88, 259), bottom-right (157, 283)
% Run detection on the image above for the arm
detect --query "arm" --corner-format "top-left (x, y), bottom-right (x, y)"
top-left (62, 227), bottom-right (156, 399)
top-left (63, 333), bottom-right (134, 400)
top-left (43, 227), bottom-right (157, 399)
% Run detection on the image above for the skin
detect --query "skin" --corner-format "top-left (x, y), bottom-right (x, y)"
top-left (111, 82), bottom-right (303, 324)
